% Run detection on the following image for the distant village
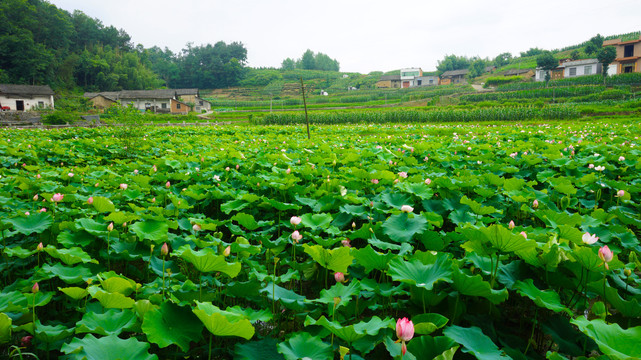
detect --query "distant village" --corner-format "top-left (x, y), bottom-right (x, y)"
top-left (1, 35), bottom-right (639, 113)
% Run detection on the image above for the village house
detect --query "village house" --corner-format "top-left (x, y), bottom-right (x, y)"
top-left (503, 68), bottom-right (535, 79)
top-left (84, 89), bottom-right (196, 114)
top-left (83, 91), bottom-right (119, 109)
top-left (535, 59), bottom-right (602, 82)
top-left (400, 68), bottom-right (423, 88)
top-left (603, 36), bottom-right (641, 74)
top-left (439, 69), bottom-right (469, 85)
top-left (175, 88), bottom-right (212, 112)
top-left (375, 75), bottom-right (402, 88)
top-left (0, 84), bottom-right (55, 111)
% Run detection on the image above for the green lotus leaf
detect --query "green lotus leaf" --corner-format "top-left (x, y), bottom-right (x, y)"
top-left (540, 316), bottom-right (592, 357)
top-left (260, 283), bottom-right (306, 310)
top-left (176, 245), bottom-right (241, 276)
top-left (503, 177), bottom-right (525, 191)
top-left (549, 177), bottom-right (577, 196)
top-left (302, 244), bottom-right (353, 274)
top-left (261, 198), bottom-right (301, 211)
top-left (5, 212), bottom-right (52, 235)
top-left (412, 313), bottom-right (449, 335)
top-left (59, 287), bottom-right (89, 301)
top-left (571, 317), bottom-right (641, 359)
top-left (24, 291), bottom-right (54, 308)
top-left (537, 210), bottom-right (583, 228)
top-left (226, 306), bottom-right (273, 323)
top-left (381, 192), bottom-right (412, 210)
top-left (514, 279), bottom-right (570, 314)
top-left (571, 247), bottom-right (606, 272)
top-left (100, 276), bottom-right (135, 296)
top-left (193, 301), bottom-right (254, 340)
top-left (387, 254), bottom-right (453, 290)
top-left (442, 325), bottom-right (512, 360)
top-left (452, 268), bottom-right (509, 304)
top-left (221, 199), bottom-right (250, 214)
top-left (587, 278), bottom-right (641, 317)
top-left (0, 313), bottom-right (11, 344)
top-left (91, 196), bottom-right (116, 213)
top-left (34, 320), bottom-right (74, 343)
top-left (382, 213), bottom-right (429, 243)
top-left (407, 335), bottom-right (459, 360)
top-left (231, 212), bottom-right (273, 230)
top-left (134, 300), bottom-right (157, 320)
top-left (61, 334), bottom-right (158, 360)
top-left (463, 224), bottom-right (537, 254)
top-left (4, 246), bottom-right (36, 259)
top-left (76, 308), bottom-right (138, 336)
top-left (104, 211), bottom-right (141, 225)
top-left (76, 218), bottom-right (109, 236)
top-left (58, 230), bottom-right (94, 248)
top-left (304, 315), bottom-right (394, 343)
top-left (300, 213), bottom-right (333, 230)
top-left (398, 182), bottom-right (434, 200)
top-left (317, 281), bottom-right (361, 309)
top-left (142, 302), bottom-right (203, 351)
top-left (235, 337), bottom-right (284, 360)
top-left (92, 290), bottom-right (135, 309)
top-left (44, 246), bottom-right (98, 265)
top-left (461, 196), bottom-right (497, 215)
top-left (42, 263), bottom-right (93, 284)
top-left (130, 220), bottom-right (169, 243)
top-left (353, 245), bottom-right (394, 272)
top-left (0, 291), bottom-right (28, 312)
top-left (277, 332), bottom-right (332, 360)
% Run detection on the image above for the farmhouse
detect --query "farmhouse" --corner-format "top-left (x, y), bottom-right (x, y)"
top-left (376, 75), bottom-right (402, 88)
top-left (535, 59), bottom-right (602, 81)
top-left (84, 89), bottom-right (197, 114)
top-left (603, 35), bottom-right (641, 74)
top-left (439, 69), bottom-right (469, 85)
top-left (84, 92), bottom-right (119, 109)
top-left (503, 69), bottom-right (535, 78)
top-left (175, 88), bottom-right (212, 112)
top-left (0, 84), bottom-right (55, 111)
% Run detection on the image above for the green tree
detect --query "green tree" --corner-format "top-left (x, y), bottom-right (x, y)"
top-left (536, 51), bottom-right (557, 86)
top-left (437, 55), bottom-right (472, 75)
top-left (493, 52), bottom-right (512, 68)
top-left (520, 47), bottom-right (545, 57)
top-left (300, 49), bottom-right (316, 70)
top-left (570, 50), bottom-right (580, 60)
top-left (467, 59), bottom-right (488, 79)
top-left (585, 34), bottom-right (604, 56)
top-left (281, 58), bottom-right (296, 70)
top-left (597, 46), bottom-right (617, 84)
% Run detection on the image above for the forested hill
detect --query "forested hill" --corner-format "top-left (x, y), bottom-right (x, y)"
top-left (0, 0), bottom-right (248, 91)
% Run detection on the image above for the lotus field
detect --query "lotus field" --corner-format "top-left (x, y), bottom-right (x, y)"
top-left (1, 120), bottom-right (640, 359)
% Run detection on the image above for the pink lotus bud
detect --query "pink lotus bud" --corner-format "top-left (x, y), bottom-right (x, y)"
top-left (122, 222), bottom-right (127, 228)
top-left (152, 165), bottom-right (157, 172)
top-left (32, 282), bottom-right (39, 293)
top-left (225, 167), bottom-right (230, 171)
top-left (52, 193), bottom-right (63, 202)
top-left (396, 317), bottom-right (414, 342)
top-left (192, 224), bottom-right (202, 231)
top-left (582, 232), bottom-right (599, 244)
top-left (334, 272), bottom-right (346, 283)
top-left (588, 164), bottom-right (594, 169)
top-left (165, 181), bottom-right (171, 188)
top-left (37, 242), bottom-right (43, 251)
top-left (87, 197), bottom-right (94, 205)
top-left (33, 194), bottom-right (38, 201)
top-left (290, 216), bottom-right (302, 226)
top-left (119, 183), bottom-right (128, 190)
top-left (286, 168), bottom-right (291, 174)
top-left (291, 230), bottom-right (302, 243)
top-left (107, 222), bottom-right (114, 232)
top-left (151, 197), bottom-right (156, 203)
top-left (398, 171), bottom-right (408, 178)
top-left (400, 205), bottom-right (414, 213)
top-left (520, 231), bottom-right (527, 239)
top-left (619, 156), bottom-right (625, 161)
top-left (36, 174), bottom-right (41, 179)
top-left (425, 178), bottom-right (432, 185)
top-left (236, 164), bottom-right (239, 170)
top-left (532, 199), bottom-right (539, 209)
top-left (352, 222), bottom-right (356, 229)
top-left (341, 239), bottom-right (351, 247)
top-left (20, 335), bottom-right (33, 347)
top-left (68, 172), bottom-right (74, 177)
top-left (371, 178), bottom-right (379, 184)
top-left (598, 245), bottom-right (613, 269)
top-left (25, 211), bottom-right (30, 216)
top-left (161, 242), bottom-right (169, 256)
top-left (223, 246), bottom-right (231, 257)
top-left (616, 190), bottom-right (625, 197)
top-left (134, 169), bottom-right (139, 174)
top-left (39, 208), bottom-right (46, 213)
top-left (394, 179), bottom-right (399, 184)
top-left (509, 220), bottom-right (515, 230)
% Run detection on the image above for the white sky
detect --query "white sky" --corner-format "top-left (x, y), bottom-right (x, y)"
top-left (48, 0), bottom-right (641, 73)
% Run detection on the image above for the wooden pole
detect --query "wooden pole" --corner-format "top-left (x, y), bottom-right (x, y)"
top-left (300, 77), bottom-right (310, 140)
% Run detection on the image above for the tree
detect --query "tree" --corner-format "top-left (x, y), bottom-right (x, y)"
top-left (570, 50), bottom-right (580, 60)
top-left (281, 58), bottom-right (296, 70)
top-left (520, 48), bottom-right (545, 57)
top-left (585, 34), bottom-right (604, 56)
top-left (467, 59), bottom-right (488, 79)
top-left (493, 52), bottom-right (512, 68)
top-left (536, 51), bottom-right (558, 86)
top-left (597, 46), bottom-right (617, 84)
top-left (300, 49), bottom-right (316, 70)
top-left (436, 55), bottom-right (472, 75)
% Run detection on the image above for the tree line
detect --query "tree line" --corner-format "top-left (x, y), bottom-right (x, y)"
top-left (0, 0), bottom-right (248, 91)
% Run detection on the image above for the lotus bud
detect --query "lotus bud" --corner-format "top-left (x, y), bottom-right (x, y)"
top-left (107, 222), bottom-right (114, 232)
top-left (33, 194), bottom-right (38, 201)
top-left (119, 183), bottom-right (128, 190)
top-left (37, 242), bottom-right (43, 251)
top-left (616, 190), bottom-right (625, 197)
top-left (532, 199), bottom-right (539, 209)
top-left (624, 269), bottom-right (632, 277)
top-left (334, 272), bottom-right (346, 283)
top-left (161, 242), bottom-right (169, 256)
top-left (165, 181), bottom-right (170, 188)
top-left (508, 220), bottom-right (515, 230)
top-left (192, 224), bottom-right (202, 231)
top-left (290, 216), bottom-right (302, 226)
top-left (400, 205), bottom-right (413, 213)
top-left (396, 317), bottom-right (414, 342)
top-left (223, 246), bottom-right (231, 257)
top-left (87, 196), bottom-right (94, 205)
top-left (520, 231), bottom-right (527, 239)
top-left (32, 282), bottom-right (39, 293)
top-left (52, 193), bottom-right (63, 202)
top-left (598, 245), bottom-right (613, 269)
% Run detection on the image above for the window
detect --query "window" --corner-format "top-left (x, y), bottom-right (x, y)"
top-left (584, 66), bottom-right (592, 75)
top-left (569, 68), bottom-right (577, 76)
top-left (38, 101), bottom-right (44, 107)
top-left (177, 103), bottom-right (181, 109)
top-left (624, 44), bottom-right (634, 58)
top-left (199, 101), bottom-right (203, 106)
top-left (161, 103), bottom-right (167, 109)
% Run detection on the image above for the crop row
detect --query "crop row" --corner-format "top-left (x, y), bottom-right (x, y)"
top-left (496, 73), bottom-right (641, 91)
top-left (460, 86), bottom-right (615, 102)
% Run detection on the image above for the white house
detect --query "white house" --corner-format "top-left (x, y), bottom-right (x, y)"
top-left (400, 68), bottom-right (423, 88)
top-left (562, 59), bottom-right (602, 78)
top-left (0, 84), bottom-right (55, 111)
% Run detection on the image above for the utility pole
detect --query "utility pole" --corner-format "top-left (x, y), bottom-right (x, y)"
top-left (300, 77), bottom-right (310, 140)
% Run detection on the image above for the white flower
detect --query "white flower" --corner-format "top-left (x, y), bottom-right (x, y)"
top-left (400, 205), bottom-right (414, 213)
top-left (595, 165), bottom-right (605, 172)
top-left (582, 232), bottom-right (599, 245)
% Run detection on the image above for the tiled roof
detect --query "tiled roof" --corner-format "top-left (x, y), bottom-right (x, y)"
top-left (0, 84), bottom-right (54, 96)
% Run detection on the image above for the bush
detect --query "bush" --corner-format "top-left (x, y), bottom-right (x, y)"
top-left (42, 111), bottom-right (79, 125)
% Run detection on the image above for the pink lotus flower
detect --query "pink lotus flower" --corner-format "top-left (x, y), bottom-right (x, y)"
top-left (119, 183), bottom-right (128, 190)
top-left (286, 168), bottom-right (291, 174)
top-left (424, 156), bottom-right (429, 162)
top-left (32, 282), bottom-right (39, 293)
top-left (532, 199), bottom-right (539, 209)
top-left (134, 169), bottom-right (139, 174)
top-left (107, 222), bottom-right (114, 232)
top-left (236, 164), bottom-right (239, 170)
top-left (520, 231), bottom-right (527, 239)
top-left (334, 272), bottom-right (346, 283)
top-left (165, 181), bottom-right (171, 188)
top-left (161, 242), bottom-right (169, 256)
top-left (25, 211), bottom-right (30, 216)
top-left (424, 178), bottom-right (431, 185)
top-left (20, 335), bottom-right (33, 347)
top-left (616, 190), bottom-right (625, 197)
top-left (341, 239), bottom-right (351, 247)
top-left (52, 193), bottom-right (63, 202)
top-left (152, 165), bottom-right (157, 172)
top-left (400, 205), bottom-right (414, 213)
top-left (619, 156), bottom-right (625, 161)
top-left (396, 317), bottom-right (414, 355)
top-left (371, 179), bottom-right (379, 184)
top-left (39, 208), bottom-right (46, 213)
top-left (290, 216), bottom-right (302, 226)
top-left (87, 197), bottom-right (94, 205)
top-left (398, 172), bottom-right (408, 178)
top-left (36, 174), bottom-right (41, 179)
top-left (192, 224), bottom-right (202, 231)
top-left (509, 220), bottom-right (515, 230)
top-left (225, 167), bottom-right (230, 171)
top-left (68, 172), bottom-right (74, 177)
top-left (291, 230), bottom-right (303, 243)
top-left (151, 197), bottom-right (156, 203)
top-left (598, 245), bottom-right (613, 269)
top-left (582, 232), bottom-right (599, 245)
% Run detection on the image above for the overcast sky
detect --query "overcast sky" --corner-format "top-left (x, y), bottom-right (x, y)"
top-left (49, 0), bottom-right (641, 73)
